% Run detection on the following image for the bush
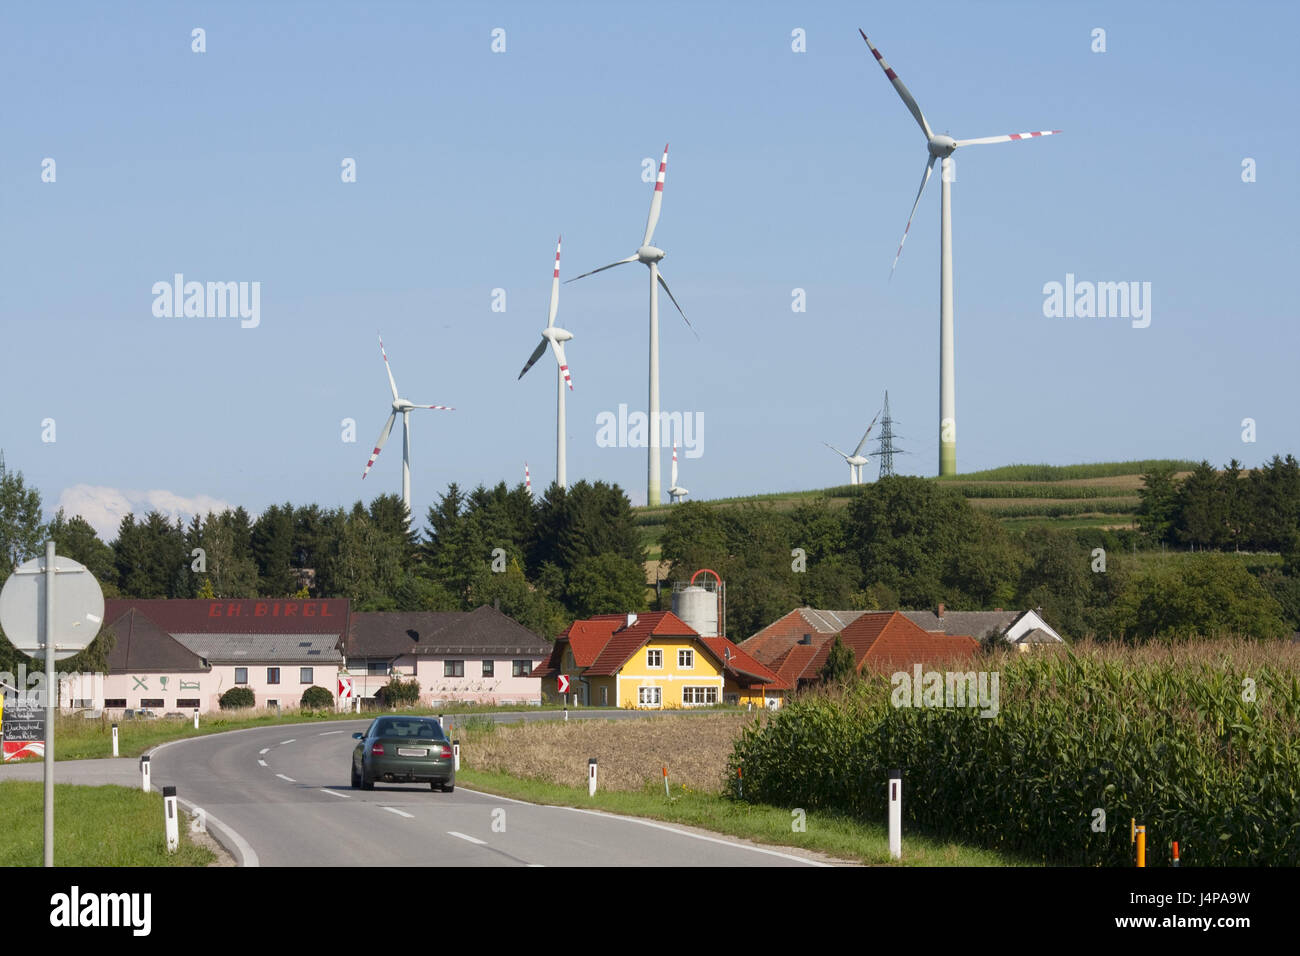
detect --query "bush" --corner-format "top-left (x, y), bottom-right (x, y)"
top-left (219, 687), bottom-right (256, 710)
top-left (376, 676), bottom-right (421, 709)
top-left (299, 685), bottom-right (335, 710)
top-left (730, 640), bottom-right (1300, 865)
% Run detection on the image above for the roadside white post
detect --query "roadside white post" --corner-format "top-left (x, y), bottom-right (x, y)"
top-left (563, 706), bottom-right (568, 722)
top-left (888, 768), bottom-right (902, 860)
top-left (112, 723), bottom-right (119, 757)
top-left (453, 739), bottom-right (460, 771)
top-left (588, 758), bottom-right (597, 796)
top-left (162, 785), bottom-right (179, 852)
top-left (140, 754), bottom-right (151, 793)
top-left (193, 708), bottom-right (199, 729)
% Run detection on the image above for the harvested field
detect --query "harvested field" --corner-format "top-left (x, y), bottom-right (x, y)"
top-left (461, 713), bottom-right (758, 794)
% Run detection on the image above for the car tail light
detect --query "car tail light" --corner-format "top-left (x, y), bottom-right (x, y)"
top-left (371, 743), bottom-right (385, 755)
top-left (439, 746), bottom-right (453, 758)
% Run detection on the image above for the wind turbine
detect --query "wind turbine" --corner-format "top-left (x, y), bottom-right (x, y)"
top-left (567, 144), bottom-right (695, 505)
top-left (524, 462), bottom-right (532, 495)
top-left (361, 335), bottom-right (454, 518)
top-left (859, 29), bottom-right (1059, 477)
top-left (824, 408), bottom-right (880, 485)
top-left (668, 442), bottom-right (689, 503)
top-left (518, 236), bottom-right (574, 489)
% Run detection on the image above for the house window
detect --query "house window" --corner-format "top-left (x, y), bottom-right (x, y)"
top-left (638, 686), bottom-right (661, 706)
top-left (177, 698), bottom-right (200, 708)
top-left (600, 686), bottom-right (608, 705)
top-left (512, 660), bottom-right (532, 677)
top-left (235, 668), bottom-right (248, 685)
top-left (482, 660), bottom-right (494, 678)
top-left (564, 649), bottom-right (575, 670)
top-left (104, 699), bottom-right (126, 708)
top-left (366, 661), bottom-right (389, 676)
top-left (300, 667), bottom-right (313, 684)
top-left (646, 649), bottom-right (663, 669)
top-left (267, 699), bottom-right (280, 710)
top-left (678, 649), bottom-right (694, 669)
top-left (682, 686), bottom-right (718, 706)
top-left (444, 660), bottom-right (465, 678)
top-left (267, 667), bottom-right (280, 685)
top-left (139, 699), bottom-right (164, 709)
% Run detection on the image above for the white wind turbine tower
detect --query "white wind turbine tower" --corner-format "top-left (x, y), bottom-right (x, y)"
top-left (518, 236), bottom-right (574, 489)
top-left (668, 442), bottom-right (689, 503)
top-left (860, 29), bottom-right (1059, 477)
top-left (824, 408), bottom-right (880, 485)
top-left (568, 144), bottom-right (695, 505)
top-left (361, 334), bottom-right (454, 518)
top-left (524, 462), bottom-right (532, 495)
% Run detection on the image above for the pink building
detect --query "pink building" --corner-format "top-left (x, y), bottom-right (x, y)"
top-left (343, 605), bottom-right (550, 706)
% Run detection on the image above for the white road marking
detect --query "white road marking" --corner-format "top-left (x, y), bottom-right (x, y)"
top-left (280, 739), bottom-right (296, 745)
top-left (257, 759), bottom-right (267, 767)
top-left (526, 863), bottom-right (544, 867)
top-left (321, 789), bottom-right (350, 798)
top-left (259, 748), bottom-right (270, 755)
top-left (382, 807), bottom-right (414, 819)
top-left (276, 773), bottom-right (296, 783)
top-left (175, 796), bottom-right (259, 867)
top-left (319, 731), bottom-right (344, 736)
top-left (447, 831), bottom-right (486, 845)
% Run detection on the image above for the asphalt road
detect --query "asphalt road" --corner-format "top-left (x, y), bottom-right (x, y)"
top-left (1, 713), bottom-right (829, 868)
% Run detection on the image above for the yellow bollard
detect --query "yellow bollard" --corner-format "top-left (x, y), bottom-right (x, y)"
top-left (1135, 825), bottom-right (1146, 867)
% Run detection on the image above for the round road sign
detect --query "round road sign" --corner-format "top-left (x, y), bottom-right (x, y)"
top-left (0, 553), bottom-right (105, 661)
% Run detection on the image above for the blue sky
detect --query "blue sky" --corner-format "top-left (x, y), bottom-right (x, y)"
top-left (2, 0), bottom-right (1297, 537)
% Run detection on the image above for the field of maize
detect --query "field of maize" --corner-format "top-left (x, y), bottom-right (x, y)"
top-left (727, 640), bottom-right (1300, 866)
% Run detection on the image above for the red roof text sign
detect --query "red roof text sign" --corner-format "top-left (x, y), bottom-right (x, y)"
top-left (557, 675), bottom-right (570, 694)
top-left (338, 675), bottom-right (354, 700)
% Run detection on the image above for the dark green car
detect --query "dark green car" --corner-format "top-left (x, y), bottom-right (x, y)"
top-left (351, 716), bottom-right (455, 792)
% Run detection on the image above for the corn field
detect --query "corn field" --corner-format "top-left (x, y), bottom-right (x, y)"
top-left (727, 640), bottom-right (1300, 865)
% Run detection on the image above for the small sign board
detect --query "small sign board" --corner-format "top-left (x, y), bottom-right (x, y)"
top-left (2, 691), bottom-right (45, 761)
top-left (557, 675), bottom-right (571, 694)
top-left (338, 675), bottom-right (354, 700)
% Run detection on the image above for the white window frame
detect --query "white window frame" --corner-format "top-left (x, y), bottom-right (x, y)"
top-left (678, 648), bottom-right (694, 669)
top-left (638, 686), bottom-right (662, 707)
top-left (681, 686), bottom-right (718, 706)
top-left (646, 648), bottom-right (663, 669)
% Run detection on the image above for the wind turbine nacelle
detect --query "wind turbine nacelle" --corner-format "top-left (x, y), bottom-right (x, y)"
top-left (546, 327), bottom-right (574, 343)
top-left (636, 245), bottom-right (666, 263)
top-left (928, 134), bottom-right (957, 158)
top-left (848, 456), bottom-right (869, 467)
top-left (393, 399), bottom-right (414, 411)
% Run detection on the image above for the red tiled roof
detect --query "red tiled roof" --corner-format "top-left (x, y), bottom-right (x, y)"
top-left (699, 637), bottom-right (779, 686)
top-left (841, 612), bottom-right (979, 674)
top-left (104, 608), bottom-right (211, 674)
top-left (104, 599), bottom-right (350, 635)
top-left (585, 611), bottom-right (709, 677)
top-left (769, 643), bottom-right (822, 690)
top-left (530, 615), bottom-right (625, 679)
top-left (739, 608), bottom-right (866, 666)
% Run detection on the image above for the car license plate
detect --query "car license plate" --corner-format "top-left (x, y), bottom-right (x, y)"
top-left (397, 747), bottom-right (427, 757)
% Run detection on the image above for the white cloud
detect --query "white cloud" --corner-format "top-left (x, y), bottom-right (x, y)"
top-left (56, 485), bottom-right (234, 541)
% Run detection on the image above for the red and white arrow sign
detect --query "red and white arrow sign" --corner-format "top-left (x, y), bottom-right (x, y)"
top-left (557, 675), bottom-right (570, 694)
top-left (338, 675), bottom-right (354, 700)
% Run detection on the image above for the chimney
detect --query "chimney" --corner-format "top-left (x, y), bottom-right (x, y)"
top-left (626, 612), bottom-right (638, 629)
top-left (937, 603), bottom-right (945, 619)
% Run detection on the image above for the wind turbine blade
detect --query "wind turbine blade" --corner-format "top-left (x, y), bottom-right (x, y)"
top-left (642, 143), bottom-right (669, 247)
top-left (656, 271), bottom-right (697, 338)
top-left (671, 442), bottom-right (678, 487)
top-left (853, 410), bottom-right (882, 457)
top-left (823, 441), bottom-right (851, 461)
top-left (362, 412), bottom-right (397, 478)
top-left (519, 338), bottom-right (548, 379)
top-left (411, 404), bottom-right (455, 410)
top-left (859, 30), bottom-right (934, 141)
top-left (566, 255), bottom-right (638, 282)
top-left (547, 235), bottom-right (562, 327)
top-left (378, 335), bottom-right (399, 401)
top-left (549, 339), bottom-right (573, 390)
top-left (891, 155), bottom-right (936, 277)
top-left (955, 130), bottom-right (1061, 147)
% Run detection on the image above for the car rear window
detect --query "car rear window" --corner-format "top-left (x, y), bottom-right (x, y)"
top-left (376, 719), bottom-right (443, 739)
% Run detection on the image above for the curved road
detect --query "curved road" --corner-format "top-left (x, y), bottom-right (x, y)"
top-left (6, 713), bottom-right (829, 867)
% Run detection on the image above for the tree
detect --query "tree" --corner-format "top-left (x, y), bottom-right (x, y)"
top-left (47, 509), bottom-right (118, 596)
top-left (567, 553), bottom-right (647, 618)
top-left (1174, 461), bottom-right (1223, 549)
top-left (112, 511), bottom-right (188, 598)
top-left (1136, 464), bottom-right (1181, 545)
top-left (0, 452), bottom-right (46, 587)
top-left (818, 634), bottom-right (856, 685)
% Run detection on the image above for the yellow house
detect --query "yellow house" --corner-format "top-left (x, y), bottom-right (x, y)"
top-left (535, 611), bottom-right (745, 709)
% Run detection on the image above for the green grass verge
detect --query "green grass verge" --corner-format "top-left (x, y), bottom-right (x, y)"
top-left (0, 782), bottom-right (214, 866)
top-left (455, 767), bottom-right (1025, 866)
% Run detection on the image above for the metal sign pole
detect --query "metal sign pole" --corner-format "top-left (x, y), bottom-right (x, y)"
top-left (43, 541), bottom-right (55, 868)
